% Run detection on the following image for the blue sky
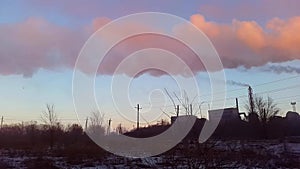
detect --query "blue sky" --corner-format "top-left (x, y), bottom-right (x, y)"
top-left (0, 1), bottom-right (300, 129)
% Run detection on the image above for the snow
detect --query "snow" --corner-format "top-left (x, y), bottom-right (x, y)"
top-left (0, 140), bottom-right (300, 168)
top-left (287, 143), bottom-right (300, 154)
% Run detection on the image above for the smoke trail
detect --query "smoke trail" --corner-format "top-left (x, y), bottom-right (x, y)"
top-left (227, 80), bottom-right (249, 87)
top-left (261, 65), bottom-right (300, 74)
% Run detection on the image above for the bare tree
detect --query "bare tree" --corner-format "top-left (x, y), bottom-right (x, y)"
top-left (87, 111), bottom-right (105, 136)
top-left (260, 96), bottom-right (280, 124)
top-left (164, 88), bottom-right (176, 110)
top-left (164, 88), bottom-right (199, 116)
top-left (41, 104), bottom-right (59, 149)
top-left (41, 104), bottom-right (58, 126)
top-left (245, 96), bottom-right (280, 123)
top-left (173, 90), bottom-right (198, 116)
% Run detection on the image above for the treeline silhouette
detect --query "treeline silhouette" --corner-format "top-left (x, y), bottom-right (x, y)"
top-left (0, 122), bottom-right (108, 164)
top-left (1, 111), bottom-right (300, 151)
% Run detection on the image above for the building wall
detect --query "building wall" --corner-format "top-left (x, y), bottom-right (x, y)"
top-left (208, 108), bottom-right (240, 122)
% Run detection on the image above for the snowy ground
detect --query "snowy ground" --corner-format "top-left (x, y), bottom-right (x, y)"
top-left (0, 140), bottom-right (299, 168)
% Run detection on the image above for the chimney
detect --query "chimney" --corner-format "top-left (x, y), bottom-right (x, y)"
top-left (248, 86), bottom-right (255, 114)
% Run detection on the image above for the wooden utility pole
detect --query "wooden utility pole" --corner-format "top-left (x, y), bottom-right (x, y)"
top-left (190, 104), bottom-right (193, 115)
top-left (236, 98), bottom-right (239, 113)
top-left (135, 104), bottom-right (142, 130)
top-left (108, 118), bottom-right (112, 134)
top-left (85, 117), bottom-right (88, 132)
top-left (176, 105), bottom-right (179, 117)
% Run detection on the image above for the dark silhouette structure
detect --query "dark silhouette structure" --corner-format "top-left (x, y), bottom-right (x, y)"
top-left (125, 106), bottom-right (300, 141)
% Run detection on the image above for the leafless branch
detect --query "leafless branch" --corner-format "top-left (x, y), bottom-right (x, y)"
top-left (41, 104), bottom-right (58, 126)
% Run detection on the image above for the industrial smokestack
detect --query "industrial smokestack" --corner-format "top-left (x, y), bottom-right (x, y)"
top-left (248, 86), bottom-right (255, 114)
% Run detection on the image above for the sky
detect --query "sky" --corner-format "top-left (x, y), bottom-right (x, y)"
top-left (0, 1), bottom-right (300, 129)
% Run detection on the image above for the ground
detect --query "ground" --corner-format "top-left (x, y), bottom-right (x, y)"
top-left (0, 140), bottom-right (299, 169)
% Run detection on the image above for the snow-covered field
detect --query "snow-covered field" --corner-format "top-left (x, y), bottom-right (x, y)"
top-left (0, 140), bottom-right (299, 169)
top-left (286, 143), bottom-right (300, 155)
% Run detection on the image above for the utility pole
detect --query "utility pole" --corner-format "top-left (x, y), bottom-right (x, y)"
top-left (190, 104), bottom-right (193, 115)
top-left (199, 101), bottom-right (205, 118)
top-left (236, 98), bottom-right (239, 113)
top-left (176, 105), bottom-right (179, 117)
top-left (85, 117), bottom-right (88, 132)
top-left (1, 116), bottom-right (3, 129)
top-left (108, 118), bottom-right (112, 135)
top-left (135, 104), bottom-right (142, 130)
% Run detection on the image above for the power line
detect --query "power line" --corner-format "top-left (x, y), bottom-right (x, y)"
top-left (139, 113), bottom-right (150, 126)
top-left (137, 75), bottom-right (300, 105)
top-left (253, 75), bottom-right (300, 87)
top-left (256, 84), bottom-right (300, 95)
top-left (272, 94), bottom-right (300, 101)
top-left (2, 76), bottom-right (299, 123)
top-left (136, 89), bottom-right (300, 111)
top-left (199, 75), bottom-right (300, 99)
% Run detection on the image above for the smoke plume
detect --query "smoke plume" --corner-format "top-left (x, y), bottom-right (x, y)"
top-left (261, 65), bottom-right (300, 74)
top-left (227, 80), bottom-right (250, 87)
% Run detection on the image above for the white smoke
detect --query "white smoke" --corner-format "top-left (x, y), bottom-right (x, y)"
top-left (227, 80), bottom-right (250, 87)
top-left (261, 65), bottom-right (300, 74)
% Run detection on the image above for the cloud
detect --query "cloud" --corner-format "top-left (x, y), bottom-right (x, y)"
top-left (0, 18), bottom-right (86, 77)
top-left (88, 17), bottom-right (111, 33)
top-left (80, 14), bottom-right (300, 77)
top-left (0, 16), bottom-right (111, 77)
top-left (86, 28), bottom-right (205, 77)
top-left (189, 14), bottom-right (300, 69)
top-left (1, 14), bottom-right (300, 77)
top-left (261, 65), bottom-right (300, 74)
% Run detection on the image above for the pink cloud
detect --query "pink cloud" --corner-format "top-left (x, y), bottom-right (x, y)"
top-left (89, 17), bottom-right (111, 33)
top-left (0, 18), bottom-right (86, 77)
top-left (1, 14), bottom-right (300, 77)
top-left (97, 33), bottom-right (204, 77)
top-left (90, 14), bottom-right (300, 77)
top-left (189, 14), bottom-right (300, 69)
